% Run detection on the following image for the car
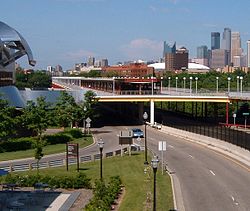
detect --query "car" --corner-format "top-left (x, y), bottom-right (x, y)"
top-left (132, 128), bottom-right (144, 138)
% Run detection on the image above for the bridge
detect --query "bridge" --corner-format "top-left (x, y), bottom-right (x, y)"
top-left (52, 76), bottom-right (250, 126)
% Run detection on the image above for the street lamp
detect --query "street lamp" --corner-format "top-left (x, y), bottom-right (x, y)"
top-left (168, 77), bottom-right (171, 92)
top-left (151, 76), bottom-right (154, 95)
top-left (175, 77), bottom-right (178, 92)
top-left (227, 77), bottom-right (231, 93)
top-left (98, 138), bottom-right (104, 180)
top-left (183, 77), bottom-right (186, 93)
top-left (151, 155), bottom-right (159, 211)
top-left (236, 76), bottom-right (240, 92)
top-left (113, 76), bottom-right (116, 95)
top-left (240, 76), bottom-right (243, 95)
top-left (216, 77), bottom-right (219, 93)
top-left (189, 77), bottom-right (193, 95)
top-left (160, 76), bottom-right (163, 93)
top-left (143, 112), bottom-right (148, 165)
top-left (195, 77), bottom-right (198, 94)
top-left (83, 106), bottom-right (87, 135)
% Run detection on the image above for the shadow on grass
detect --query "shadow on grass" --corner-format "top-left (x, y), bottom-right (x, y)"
top-left (79, 167), bottom-right (90, 171)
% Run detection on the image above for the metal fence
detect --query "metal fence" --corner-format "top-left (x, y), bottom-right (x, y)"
top-left (165, 123), bottom-right (250, 151)
top-left (0, 148), bottom-right (128, 173)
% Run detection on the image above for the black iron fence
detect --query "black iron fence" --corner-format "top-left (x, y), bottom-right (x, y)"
top-left (164, 123), bottom-right (250, 151)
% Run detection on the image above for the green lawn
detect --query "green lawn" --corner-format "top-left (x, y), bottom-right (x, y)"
top-left (0, 136), bottom-right (93, 161)
top-left (15, 152), bottom-right (174, 211)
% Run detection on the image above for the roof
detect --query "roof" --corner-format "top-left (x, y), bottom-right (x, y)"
top-left (148, 62), bottom-right (210, 70)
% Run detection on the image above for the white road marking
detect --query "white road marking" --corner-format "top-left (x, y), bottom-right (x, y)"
top-left (188, 154), bottom-right (194, 159)
top-left (168, 145), bottom-right (174, 148)
top-left (231, 196), bottom-right (239, 206)
top-left (209, 170), bottom-right (216, 176)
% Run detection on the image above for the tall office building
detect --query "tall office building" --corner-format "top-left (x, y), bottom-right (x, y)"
top-left (211, 32), bottom-right (220, 50)
top-left (175, 47), bottom-right (189, 70)
top-left (87, 56), bottom-right (95, 67)
top-left (221, 28), bottom-right (231, 64)
top-left (211, 49), bottom-right (228, 69)
top-left (231, 32), bottom-right (243, 66)
top-left (197, 45), bottom-right (208, 59)
top-left (164, 42), bottom-right (176, 71)
top-left (247, 40), bottom-right (250, 68)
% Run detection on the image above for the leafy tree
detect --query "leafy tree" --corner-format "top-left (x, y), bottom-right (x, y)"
top-left (0, 97), bottom-right (17, 141)
top-left (54, 91), bottom-right (78, 128)
top-left (21, 96), bottom-right (51, 167)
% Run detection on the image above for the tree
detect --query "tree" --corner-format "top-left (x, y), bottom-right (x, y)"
top-left (54, 91), bottom-right (78, 128)
top-left (0, 97), bottom-right (17, 141)
top-left (21, 96), bottom-right (51, 168)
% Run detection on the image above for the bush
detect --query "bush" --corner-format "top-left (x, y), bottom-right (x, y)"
top-left (43, 133), bottom-right (73, 145)
top-left (0, 137), bottom-right (35, 152)
top-left (85, 176), bottom-right (122, 210)
top-left (63, 128), bottom-right (83, 139)
top-left (1, 173), bottom-right (91, 189)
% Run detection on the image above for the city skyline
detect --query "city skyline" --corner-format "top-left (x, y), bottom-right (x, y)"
top-left (2, 0), bottom-right (250, 70)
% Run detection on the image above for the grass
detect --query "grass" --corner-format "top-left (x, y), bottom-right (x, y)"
top-left (14, 152), bottom-right (174, 211)
top-left (0, 136), bottom-right (93, 161)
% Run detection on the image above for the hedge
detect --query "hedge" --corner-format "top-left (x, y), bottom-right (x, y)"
top-left (43, 133), bottom-right (73, 145)
top-left (0, 137), bottom-right (35, 153)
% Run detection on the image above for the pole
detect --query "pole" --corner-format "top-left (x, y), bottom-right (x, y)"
top-left (100, 147), bottom-right (103, 180)
top-left (77, 144), bottom-right (79, 172)
top-left (226, 102), bottom-right (229, 125)
top-left (144, 121), bottom-right (148, 164)
top-left (66, 143), bottom-right (68, 171)
top-left (245, 116), bottom-right (247, 129)
top-left (153, 168), bottom-right (157, 211)
top-left (161, 149), bottom-right (163, 175)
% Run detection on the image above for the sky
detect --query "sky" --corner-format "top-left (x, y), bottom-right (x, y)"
top-left (1, 0), bottom-right (250, 70)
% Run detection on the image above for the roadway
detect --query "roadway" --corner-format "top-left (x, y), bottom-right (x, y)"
top-left (1, 125), bottom-right (250, 211)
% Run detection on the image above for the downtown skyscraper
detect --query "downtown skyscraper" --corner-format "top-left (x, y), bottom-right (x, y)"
top-left (221, 27), bottom-right (231, 64)
top-left (211, 32), bottom-right (220, 50)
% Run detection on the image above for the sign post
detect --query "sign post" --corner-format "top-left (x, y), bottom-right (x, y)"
top-left (119, 130), bottom-right (133, 156)
top-left (233, 113), bottom-right (236, 125)
top-left (85, 117), bottom-right (92, 134)
top-left (158, 141), bottom-right (167, 175)
top-left (66, 143), bottom-right (79, 172)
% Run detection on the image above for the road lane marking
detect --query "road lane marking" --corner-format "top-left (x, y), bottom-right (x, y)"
top-left (209, 170), bottom-right (216, 176)
top-left (231, 196), bottom-right (239, 206)
top-left (168, 145), bottom-right (174, 149)
top-left (188, 154), bottom-right (194, 159)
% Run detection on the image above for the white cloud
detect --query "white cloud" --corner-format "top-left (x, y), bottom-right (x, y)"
top-left (121, 38), bottom-right (162, 61)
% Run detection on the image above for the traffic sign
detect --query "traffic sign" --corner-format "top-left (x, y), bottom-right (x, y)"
top-left (158, 141), bottom-right (167, 151)
top-left (243, 113), bottom-right (249, 116)
top-left (86, 117), bottom-right (92, 123)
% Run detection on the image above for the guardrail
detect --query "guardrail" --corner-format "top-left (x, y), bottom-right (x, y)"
top-left (0, 148), bottom-right (128, 173)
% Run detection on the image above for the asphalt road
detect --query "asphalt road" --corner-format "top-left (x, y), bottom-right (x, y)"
top-left (147, 127), bottom-right (250, 211)
top-left (1, 125), bottom-right (250, 211)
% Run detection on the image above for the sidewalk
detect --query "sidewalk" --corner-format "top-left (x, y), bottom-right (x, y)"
top-left (160, 125), bottom-right (250, 168)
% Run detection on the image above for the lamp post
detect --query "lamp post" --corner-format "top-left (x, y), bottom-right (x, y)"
top-left (240, 76), bottom-right (243, 95)
top-left (160, 76), bottom-right (163, 93)
top-left (216, 77), bottom-right (219, 93)
top-left (236, 76), bottom-right (240, 92)
top-left (175, 77), bottom-right (178, 93)
top-left (183, 77), bottom-right (186, 93)
top-left (143, 112), bottom-right (148, 165)
top-left (227, 77), bottom-right (231, 93)
top-left (151, 156), bottom-right (159, 211)
top-left (151, 76), bottom-right (154, 95)
top-left (168, 77), bottom-right (171, 92)
top-left (189, 77), bottom-right (193, 95)
top-left (195, 77), bottom-right (198, 94)
top-left (83, 106), bottom-right (87, 135)
top-left (113, 76), bottom-right (116, 95)
top-left (98, 138), bottom-right (104, 180)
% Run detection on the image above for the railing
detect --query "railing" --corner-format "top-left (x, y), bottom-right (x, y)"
top-left (0, 148), bottom-right (128, 173)
top-left (165, 123), bottom-right (250, 151)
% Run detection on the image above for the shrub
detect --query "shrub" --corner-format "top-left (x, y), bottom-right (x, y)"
top-left (0, 137), bottom-right (35, 152)
top-left (1, 173), bottom-right (91, 189)
top-left (43, 133), bottom-right (73, 145)
top-left (63, 128), bottom-right (83, 139)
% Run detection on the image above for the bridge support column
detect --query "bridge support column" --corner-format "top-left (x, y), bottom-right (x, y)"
top-left (150, 100), bottom-right (155, 125)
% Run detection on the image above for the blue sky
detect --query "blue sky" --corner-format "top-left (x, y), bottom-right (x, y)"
top-left (2, 0), bottom-right (250, 70)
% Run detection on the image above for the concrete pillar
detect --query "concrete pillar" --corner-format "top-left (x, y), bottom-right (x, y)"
top-left (150, 100), bottom-right (155, 125)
